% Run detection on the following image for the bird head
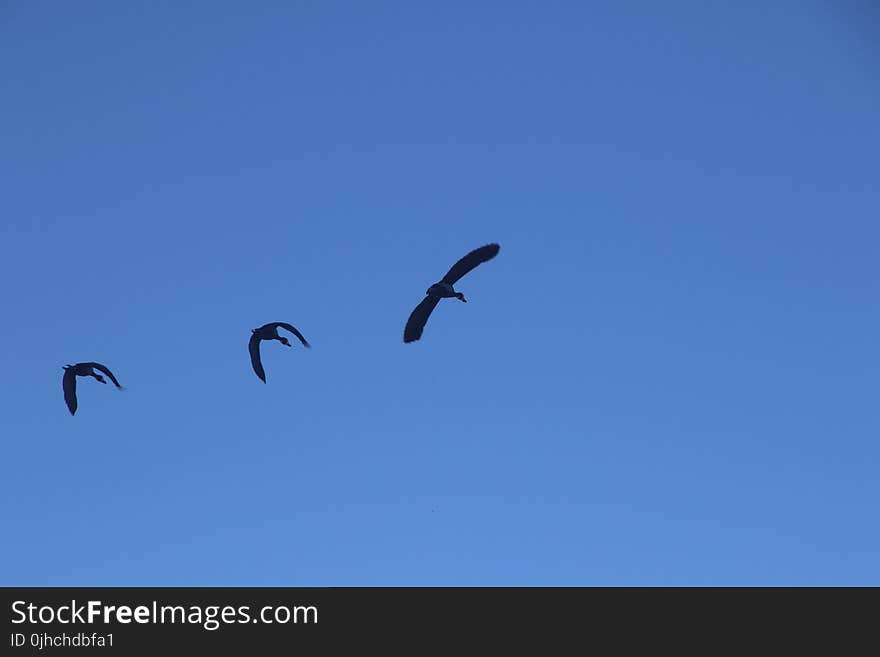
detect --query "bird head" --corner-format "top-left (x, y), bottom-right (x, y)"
top-left (280, 337), bottom-right (291, 347)
top-left (456, 292), bottom-right (467, 302)
top-left (63, 365), bottom-right (71, 370)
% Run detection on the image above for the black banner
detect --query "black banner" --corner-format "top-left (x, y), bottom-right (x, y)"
top-left (1, 587), bottom-right (873, 653)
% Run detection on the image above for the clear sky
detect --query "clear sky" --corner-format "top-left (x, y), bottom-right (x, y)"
top-left (2, 1), bottom-right (878, 586)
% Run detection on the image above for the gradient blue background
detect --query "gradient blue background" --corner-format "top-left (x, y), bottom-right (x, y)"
top-left (2, 2), bottom-right (878, 585)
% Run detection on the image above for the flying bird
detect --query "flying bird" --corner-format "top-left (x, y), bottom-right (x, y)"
top-left (249, 322), bottom-right (310, 382)
top-left (62, 362), bottom-right (124, 416)
top-left (404, 243), bottom-right (500, 343)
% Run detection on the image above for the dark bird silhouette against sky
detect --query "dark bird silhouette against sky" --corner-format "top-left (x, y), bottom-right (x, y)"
top-left (249, 322), bottom-right (310, 383)
top-left (404, 243), bottom-right (500, 343)
top-left (62, 362), bottom-right (124, 416)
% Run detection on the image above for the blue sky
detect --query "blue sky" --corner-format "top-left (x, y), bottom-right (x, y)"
top-left (1, 1), bottom-right (878, 585)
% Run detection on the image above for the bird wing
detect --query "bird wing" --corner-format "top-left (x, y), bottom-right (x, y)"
top-left (274, 322), bottom-right (311, 348)
top-left (404, 295), bottom-right (441, 343)
top-left (249, 332), bottom-right (266, 382)
top-left (63, 368), bottom-right (78, 415)
top-left (441, 243), bottom-right (500, 285)
top-left (85, 362), bottom-right (124, 389)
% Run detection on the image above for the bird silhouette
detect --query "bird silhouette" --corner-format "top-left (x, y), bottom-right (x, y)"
top-left (249, 322), bottom-right (310, 382)
top-left (62, 362), bottom-right (124, 416)
top-left (404, 243), bottom-right (500, 343)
